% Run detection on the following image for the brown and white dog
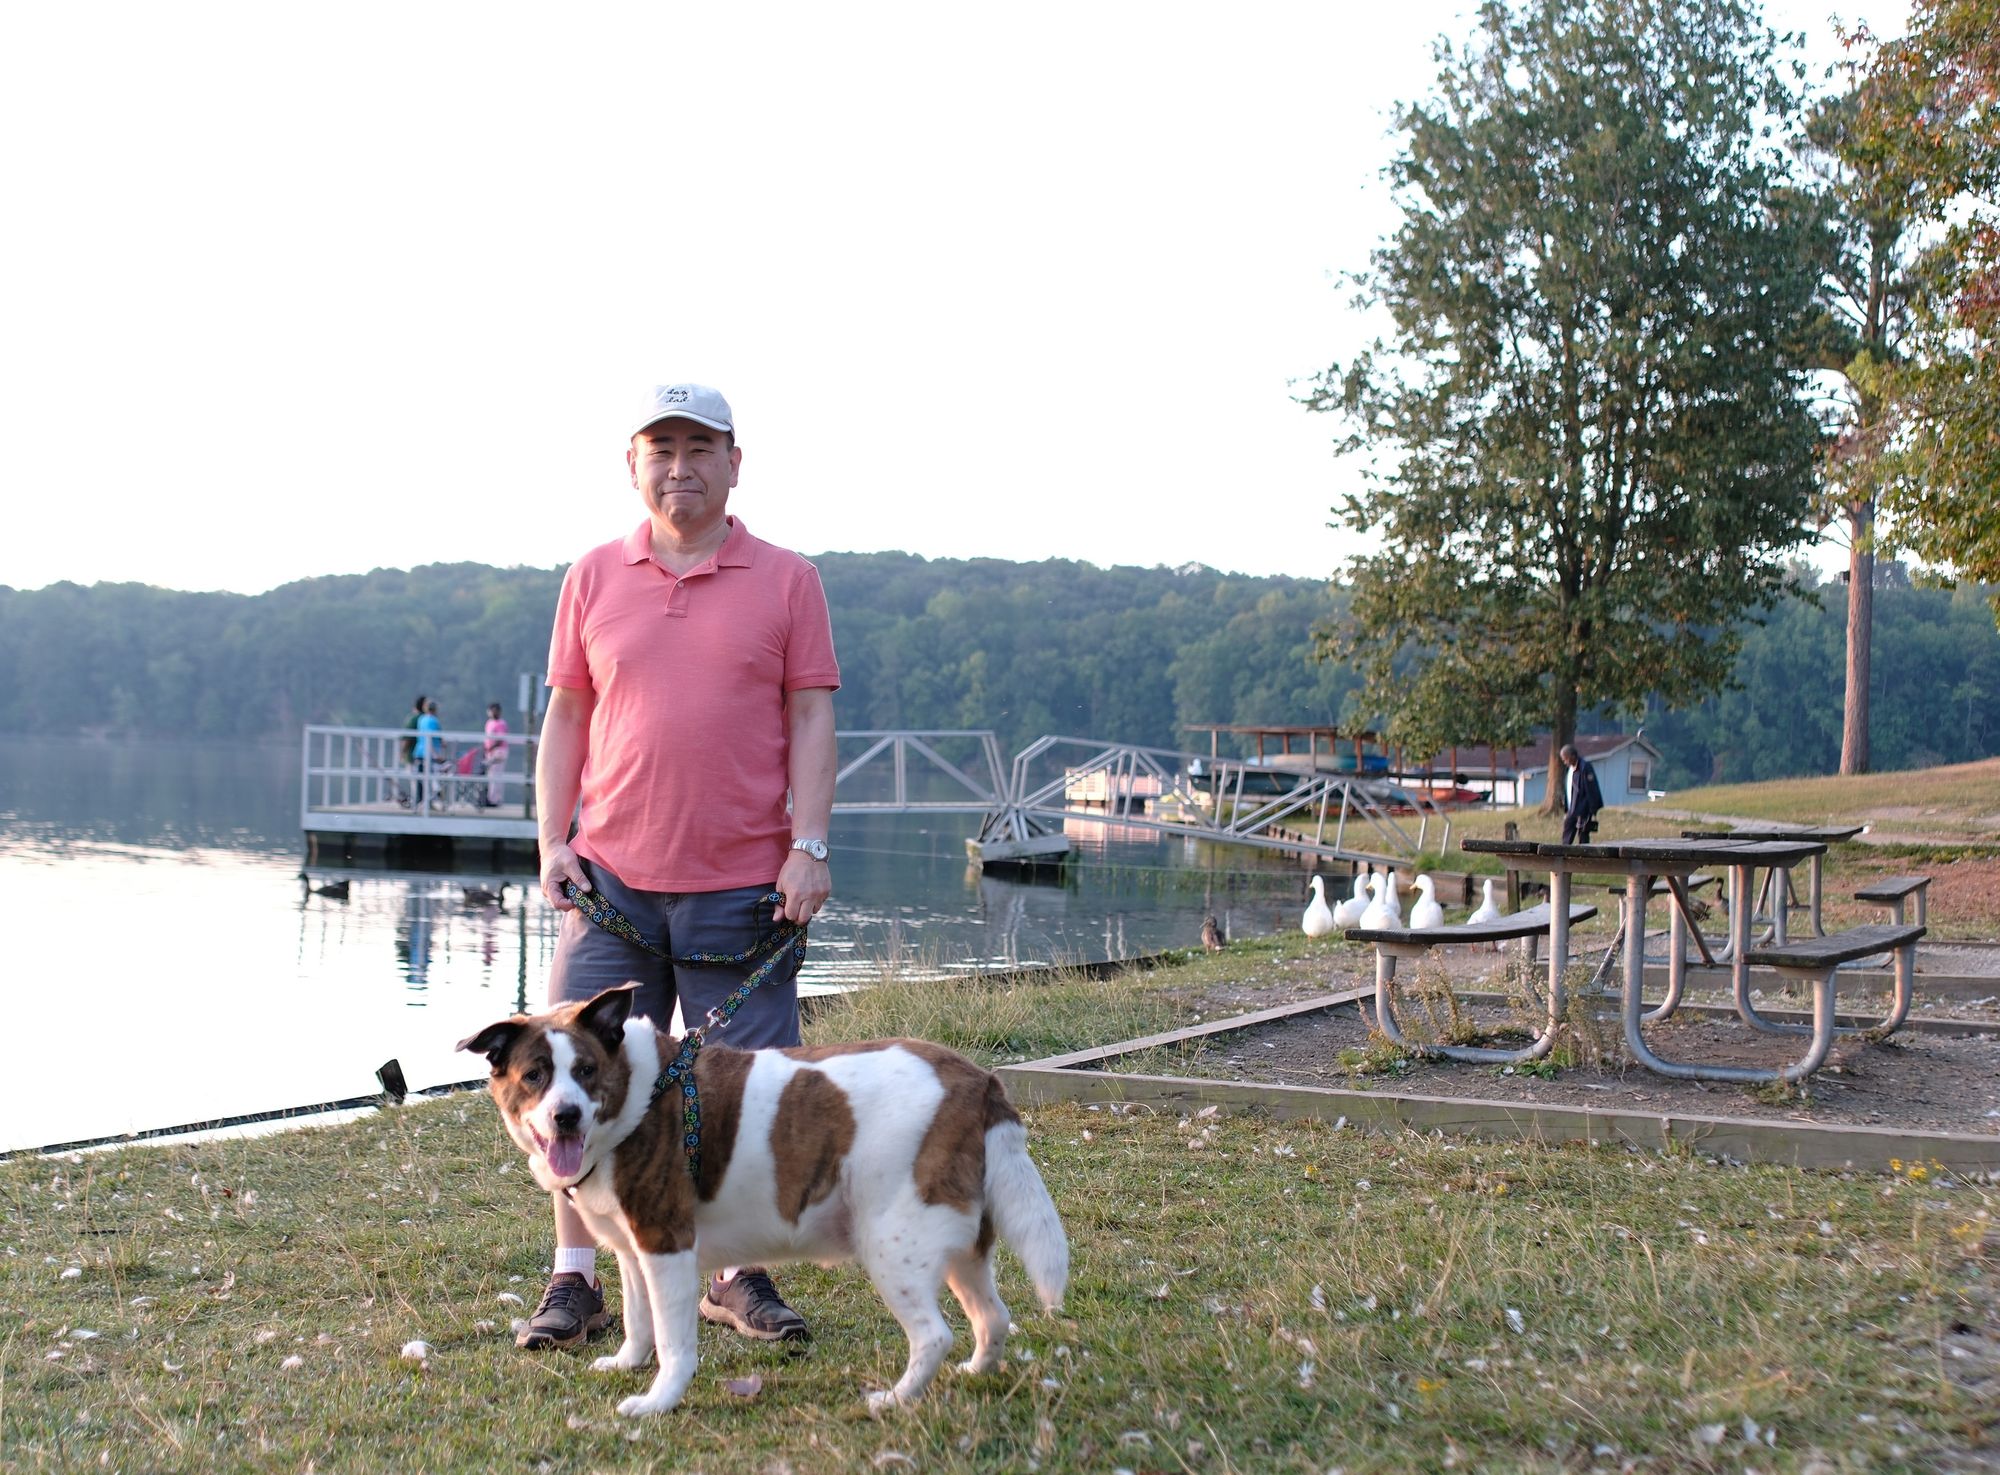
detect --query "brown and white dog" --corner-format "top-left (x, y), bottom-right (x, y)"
top-left (458, 984), bottom-right (1069, 1417)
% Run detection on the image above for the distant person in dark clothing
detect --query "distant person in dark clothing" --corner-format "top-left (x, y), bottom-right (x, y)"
top-left (1560, 743), bottom-right (1604, 844)
top-left (396, 694), bottom-right (426, 807)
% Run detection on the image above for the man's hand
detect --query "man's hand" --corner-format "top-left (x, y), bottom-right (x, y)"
top-left (541, 841), bottom-right (591, 910)
top-left (774, 850), bottom-right (830, 925)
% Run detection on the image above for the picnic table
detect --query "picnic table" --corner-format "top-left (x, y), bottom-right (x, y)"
top-left (1678, 824), bottom-right (1867, 942)
top-left (1461, 835), bottom-right (1921, 1084)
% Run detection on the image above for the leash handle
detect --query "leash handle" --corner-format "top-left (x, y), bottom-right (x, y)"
top-left (560, 879), bottom-right (809, 1183)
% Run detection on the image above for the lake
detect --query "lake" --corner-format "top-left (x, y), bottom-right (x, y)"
top-left (0, 736), bottom-right (1314, 1152)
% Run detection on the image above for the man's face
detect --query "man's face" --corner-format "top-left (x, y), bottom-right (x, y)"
top-left (629, 419), bottom-right (740, 542)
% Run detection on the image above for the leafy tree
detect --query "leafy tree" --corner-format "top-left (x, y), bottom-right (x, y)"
top-left (1848, 0), bottom-right (2000, 612)
top-left (1308, 0), bottom-right (1825, 806)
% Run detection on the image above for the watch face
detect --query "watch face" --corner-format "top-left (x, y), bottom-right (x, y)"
top-left (794, 838), bottom-right (828, 860)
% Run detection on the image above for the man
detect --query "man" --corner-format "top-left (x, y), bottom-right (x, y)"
top-left (522, 384), bottom-right (839, 1352)
top-left (1559, 742), bottom-right (1603, 845)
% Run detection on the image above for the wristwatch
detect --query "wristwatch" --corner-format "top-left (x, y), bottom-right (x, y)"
top-left (790, 837), bottom-right (830, 862)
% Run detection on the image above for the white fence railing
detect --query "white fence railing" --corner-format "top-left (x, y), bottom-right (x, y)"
top-left (301, 724), bottom-right (537, 818)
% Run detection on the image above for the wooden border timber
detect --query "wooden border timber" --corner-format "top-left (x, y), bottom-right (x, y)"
top-left (1641, 964), bottom-right (2000, 1001)
top-left (1452, 990), bottom-right (1999, 1038)
top-left (998, 1062), bottom-right (2000, 1175)
top-left (1000, 987), bottom-right (2000, 1175)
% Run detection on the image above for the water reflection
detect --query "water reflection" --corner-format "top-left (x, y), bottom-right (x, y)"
top-left (3, 739), bottom-right (1318, 1149)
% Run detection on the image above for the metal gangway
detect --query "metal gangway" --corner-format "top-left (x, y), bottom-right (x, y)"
top-left (830, 730), bottom-right (1451, 868)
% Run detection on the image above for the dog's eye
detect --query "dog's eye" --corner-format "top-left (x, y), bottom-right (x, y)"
top-left (523, 1064), bottom-right (547, 1085)
top-left (575, 1061), bottom-right (596, 1082)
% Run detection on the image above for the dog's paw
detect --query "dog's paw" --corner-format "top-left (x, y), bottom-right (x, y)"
top-left (954, 1353), bottom-right (1002, 1377)
top-left (865, 1389), bottom-right (903, 1419)
top-left (617, 1392), bottom-right (678, 1418)
top-left (593, 1344), bottom-right (651, 1373)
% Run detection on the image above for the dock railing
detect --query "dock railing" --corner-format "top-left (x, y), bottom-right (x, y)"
top-left (301, 724), bottom-right (538, 832)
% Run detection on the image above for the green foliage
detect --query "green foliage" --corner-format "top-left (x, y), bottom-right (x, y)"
top-left (1309, 0), bottom-right (1825, 761)
top-left (2, 555), bottom-right (1996, 787)
top-left (1636, 565), bottom-right (2000, 783)
top-left (1846, 0), bottom-right (2000, 608)
top-left (0, 556), bottom-right (1354, 754)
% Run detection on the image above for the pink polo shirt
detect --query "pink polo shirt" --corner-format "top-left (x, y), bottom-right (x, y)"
top-left (546, 517), bottom-right (840, 892)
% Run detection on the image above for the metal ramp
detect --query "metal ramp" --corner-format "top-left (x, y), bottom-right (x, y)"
top-left (992, 734), bottom-right (1450, 869)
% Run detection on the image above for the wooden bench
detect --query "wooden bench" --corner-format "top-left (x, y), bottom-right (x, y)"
top-left (1347, 902), bottom-right (1599, 1065)
top-left (1854, 875), bottom-right (1931, 927)
top-left (1740, 921), bottom-right (1927, 1060)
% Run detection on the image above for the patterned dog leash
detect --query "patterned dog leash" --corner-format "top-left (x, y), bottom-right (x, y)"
top-left (561, 880), bottom-right (808, 1181)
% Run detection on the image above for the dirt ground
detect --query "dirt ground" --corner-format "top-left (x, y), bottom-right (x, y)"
top-left (1151, 945), bottom-right (2000, 1138)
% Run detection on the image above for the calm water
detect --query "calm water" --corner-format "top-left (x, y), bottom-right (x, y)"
top-left (0, 737), bottom-right (1311, 1152)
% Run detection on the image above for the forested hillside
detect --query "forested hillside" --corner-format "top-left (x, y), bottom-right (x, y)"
top-left (0, 556), bottom-right (1994, 787)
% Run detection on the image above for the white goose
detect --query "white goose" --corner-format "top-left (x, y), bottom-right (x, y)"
top-left (1331, 872), bottom-right (1370, 929)
top-left (1467, 877), bottom-right (1503, 950)
top-left (1302, 875), bottom-right (1336, 938)
top-left (1409, 874), bottom-right (1445, 930)
top-left (1467, 878), bottom-right (1502, 927)
top-left (1357, 873), bottom-right (1396, 930)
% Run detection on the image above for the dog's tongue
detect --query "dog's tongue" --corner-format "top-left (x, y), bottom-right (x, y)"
top-left (546, 1135), bottom-right (585, 1180)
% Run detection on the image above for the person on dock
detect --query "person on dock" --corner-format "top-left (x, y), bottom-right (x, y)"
top-left (482, 701), bottom-right (508, 808)
top-left (1559, 742), bottom-right (1603, 845)
top-left (396, 694), bottom-right (426, 807)
top-left (522, 382), bottom-right (840, 1354)
top-left (415, 699), bottom-right (445, 809)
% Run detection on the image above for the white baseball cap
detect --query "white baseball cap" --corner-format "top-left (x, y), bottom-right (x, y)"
top-left (632, 383), bottom-right (734, 438)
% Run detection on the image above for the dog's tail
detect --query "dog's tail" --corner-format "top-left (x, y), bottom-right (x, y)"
top-left (982, 1077), bottom-right (1068, 1313)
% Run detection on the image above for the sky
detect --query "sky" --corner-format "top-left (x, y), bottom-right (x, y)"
top-left (0, 0), bottom-right (1906, 596)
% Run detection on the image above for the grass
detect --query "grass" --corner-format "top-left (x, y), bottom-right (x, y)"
top-left (5, 958), bottom-right (1996, 1473)
top-left (1666, 758), bottom-right (2000, 840)
top-left (1357, 772), bottom-right (2000, 939)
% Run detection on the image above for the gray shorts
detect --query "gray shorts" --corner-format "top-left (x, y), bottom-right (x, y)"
top-left (547, 859), bottom-right (801, 1049)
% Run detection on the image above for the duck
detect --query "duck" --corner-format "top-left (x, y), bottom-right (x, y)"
top-left (1379, 870), bottom-right (1404, 923)
top-left (1466, 877), bottom-right (1503, 950)
top-left (1200, 914), bottom-right (1225, 952)
top-left (1302, 875), bottom-right (1336, 937)
top-left (1331, 872), bottom-right (1370, 929)
top-left (1467, 877), bottom-right (1502, 926)
top-left (1409, 874), bottom-right (1446, 930)
top-left (1357, 873), bottom-right (1397, 930)
top-left (297, 871), bottom-right (350, 900)
top-left (462, 883), bottom-right (510, 907)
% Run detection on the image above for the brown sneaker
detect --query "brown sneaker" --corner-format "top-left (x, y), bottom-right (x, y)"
top-left (699, 1268), bottom-right (810, 1343)
top-left (515, 1271), bottom-right (612, 1350)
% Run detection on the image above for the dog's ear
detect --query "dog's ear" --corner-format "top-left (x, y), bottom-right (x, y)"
top-left (576, 984), bottom-right (639, 1052)
top-left (457, 1018), bottom-right (527, 1067)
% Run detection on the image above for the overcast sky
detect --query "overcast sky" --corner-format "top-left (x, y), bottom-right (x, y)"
top-left (0, 0), bottom-right (1904, 596)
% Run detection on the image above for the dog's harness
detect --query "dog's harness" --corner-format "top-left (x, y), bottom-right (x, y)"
top-left (561, 881), bottom-right (808, 1186)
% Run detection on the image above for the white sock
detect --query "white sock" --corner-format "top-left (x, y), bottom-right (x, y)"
top-left (555, 1247), bottom-right (597, 1286)
top-left (715, 1266), bottom-right (740, 1285)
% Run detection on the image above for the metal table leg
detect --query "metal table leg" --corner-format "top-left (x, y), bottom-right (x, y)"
top-left (1627, 870), bottom-right (1838, 1083)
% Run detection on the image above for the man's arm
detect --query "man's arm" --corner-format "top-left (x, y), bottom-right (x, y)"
top-left (536, 684), bottom-right (596, 909)
top-left (774, 685), bottom-right (836, 924)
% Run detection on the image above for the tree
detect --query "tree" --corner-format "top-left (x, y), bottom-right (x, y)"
top-left (1309, 0), bottom-right (1824, 804)
top-left (1847, 0), bottom-right (2000, 614)
top-left (1794, 82), bottom-right (1923, 773)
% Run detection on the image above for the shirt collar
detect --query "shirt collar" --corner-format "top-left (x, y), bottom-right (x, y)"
top-left (622, 516), bottom-right (756, 569)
